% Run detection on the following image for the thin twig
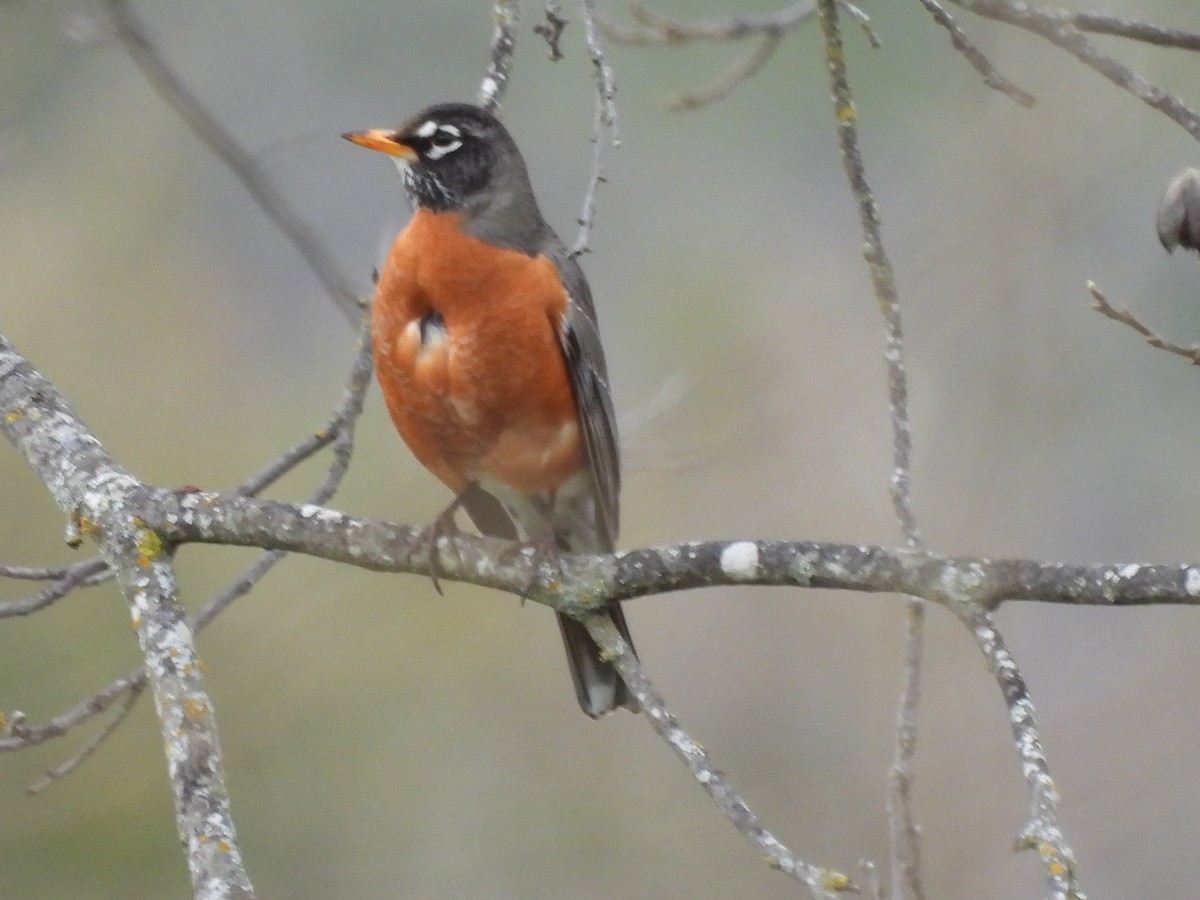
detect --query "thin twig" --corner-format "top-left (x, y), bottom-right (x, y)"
top-left (571, 0), bottom-right (620, 256)
top-left (104, 0), bottom-right (362, 323)
top-left (197, 322), bottom-right (372, 631)
top-left (1088, 282), bottom-right (1200, 365)
top-left (599, 2), bottom-right (816, 109)
top-left (26, 681), bottom-right (146, 795)
top-left (670, 31), bottom-right (783, 110)
top-left (816, 3), bottom-right (925, 896)
top-left (0, 558), bottom-right (109, 618)
top-left (603, 1), bottom-right (814, 44)
top-left (1, 564), bottom-right (74, 580)
top-left (838, 0), bottom-right (880, 48)
top-left (915, 0), bottom-right (1035, 107)
top-left (950, 0), bottom-right (1200, 141)
top-left (480, 0), bottom-right (521, 113)
top-left (1072, 11), bottom-right (1200, 51)
top-left (585, 614), bottom-right (855, 898)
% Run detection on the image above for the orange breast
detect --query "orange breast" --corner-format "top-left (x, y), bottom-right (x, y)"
top-left (372, 209), bottom-right (583, 495)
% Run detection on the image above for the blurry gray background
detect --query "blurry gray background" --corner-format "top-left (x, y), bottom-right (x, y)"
top-left (3, 1), bottom-right (1200, 897)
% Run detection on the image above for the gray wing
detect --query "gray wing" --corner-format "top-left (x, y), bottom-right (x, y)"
top-left (543, 239), bottom-right (621, 551)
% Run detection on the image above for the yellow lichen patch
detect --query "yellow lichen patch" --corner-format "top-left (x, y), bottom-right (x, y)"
top-left (6, 409), bottom-right (23, 423)
top-left (819, 870), bottom-right (853, 892)
top-left (1049, 861), bottom-right (1067, 876)
top-left (183, 698), bottom-right (208, 721)
top-left (136, 529), bottom-right (163, 567)
top-left (836, 101), bottom-right (856, 124)
top-left (217, 839), bottom-right (231, 853)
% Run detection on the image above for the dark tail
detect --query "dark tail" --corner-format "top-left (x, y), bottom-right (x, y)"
top-left (461, 483), bottom-right (638, 717)
top-left (557, 603), bottom-right (640, 718)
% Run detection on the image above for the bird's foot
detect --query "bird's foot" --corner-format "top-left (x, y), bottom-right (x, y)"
top-left (406, 490), bottom-right (472, 595)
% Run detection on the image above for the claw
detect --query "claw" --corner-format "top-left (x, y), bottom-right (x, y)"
top-left (406, 487), bottom-right (473, 594)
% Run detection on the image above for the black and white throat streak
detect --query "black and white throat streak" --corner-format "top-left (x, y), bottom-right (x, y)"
top-left (400, 165), bottom-right (459, 211)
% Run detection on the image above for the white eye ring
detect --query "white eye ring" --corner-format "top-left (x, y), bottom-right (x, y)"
top-left (425, 129), bottom-right (463, 160)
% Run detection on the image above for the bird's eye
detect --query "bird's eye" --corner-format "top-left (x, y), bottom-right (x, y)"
top-left (425, 127), bottom-right (464, 160)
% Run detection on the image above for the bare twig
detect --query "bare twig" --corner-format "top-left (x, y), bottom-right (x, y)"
top-left (949, 0), bottom-right (1200, 141)
top-left (480, 0), bottom-right (521, 113)
top-left (0, 666), bottom-right (146, 751)
top-left (1072, 11), bottom-right (1200, 51)
top-left (600, 1), bottom-right (815, 109)
top-left (571, 0), bottom-right (620, 256)
top-left (104, 0), bottom-right (362, 324)
top-left (915, 0), bottom-right (1036, 107)
top-left (838, 1), bottom-right (880, 48)
top-left (196, 321), bottom-right (371, 631)
top-left (669, 30), bottom-right (783, 110)
top-left (585, 614), bottom-right (855, 898)
top-left (0, 558), bottom-right (109, 618)
top-left (602, 1), bottom-right (815, 44)
top-left (1088, 282), bottom-right (1200, 365)
top-left (1, 564), bottom-right (75, 580)
top-left (26, 681), bottom-right (145, 795)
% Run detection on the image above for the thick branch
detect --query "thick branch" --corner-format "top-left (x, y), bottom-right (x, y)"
top-left (0, 334), bottom-right (255, 900)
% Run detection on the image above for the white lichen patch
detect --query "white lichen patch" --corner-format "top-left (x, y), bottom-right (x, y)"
top-left (789, 550), bottom-right (818, 582)
top-left (720, 541), bottom-right (760, 581)
top-left (1185, 567), bottom-right (1200, 597)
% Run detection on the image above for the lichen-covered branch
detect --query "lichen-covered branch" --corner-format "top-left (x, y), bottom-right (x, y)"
top-left (480, 0), bottom-right (521, 113)
top-left (0, 334), bottom-right (256, 900)
top-left (957, 607), bottom-right (1084, 900)
top-left (2, 323), bottom-right (373, 790)
top-left (816, 3), bottom-right (925, 893)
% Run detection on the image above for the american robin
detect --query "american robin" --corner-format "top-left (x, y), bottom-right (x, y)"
top-left (343, 102), bottom-right (639, 717)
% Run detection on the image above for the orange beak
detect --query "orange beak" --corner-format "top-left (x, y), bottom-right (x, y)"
top-left (342, 129), bottom-right (418, 162)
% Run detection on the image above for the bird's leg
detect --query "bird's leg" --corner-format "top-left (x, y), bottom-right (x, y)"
top-left (405, 484), bottom-right (474, 595)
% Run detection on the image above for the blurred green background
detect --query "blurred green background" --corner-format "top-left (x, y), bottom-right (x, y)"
top-left (4, 0), bottom-right (1200, 897)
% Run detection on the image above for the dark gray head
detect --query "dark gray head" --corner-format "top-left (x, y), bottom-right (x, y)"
top-left (344, 103), bottom-right (548, 251)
